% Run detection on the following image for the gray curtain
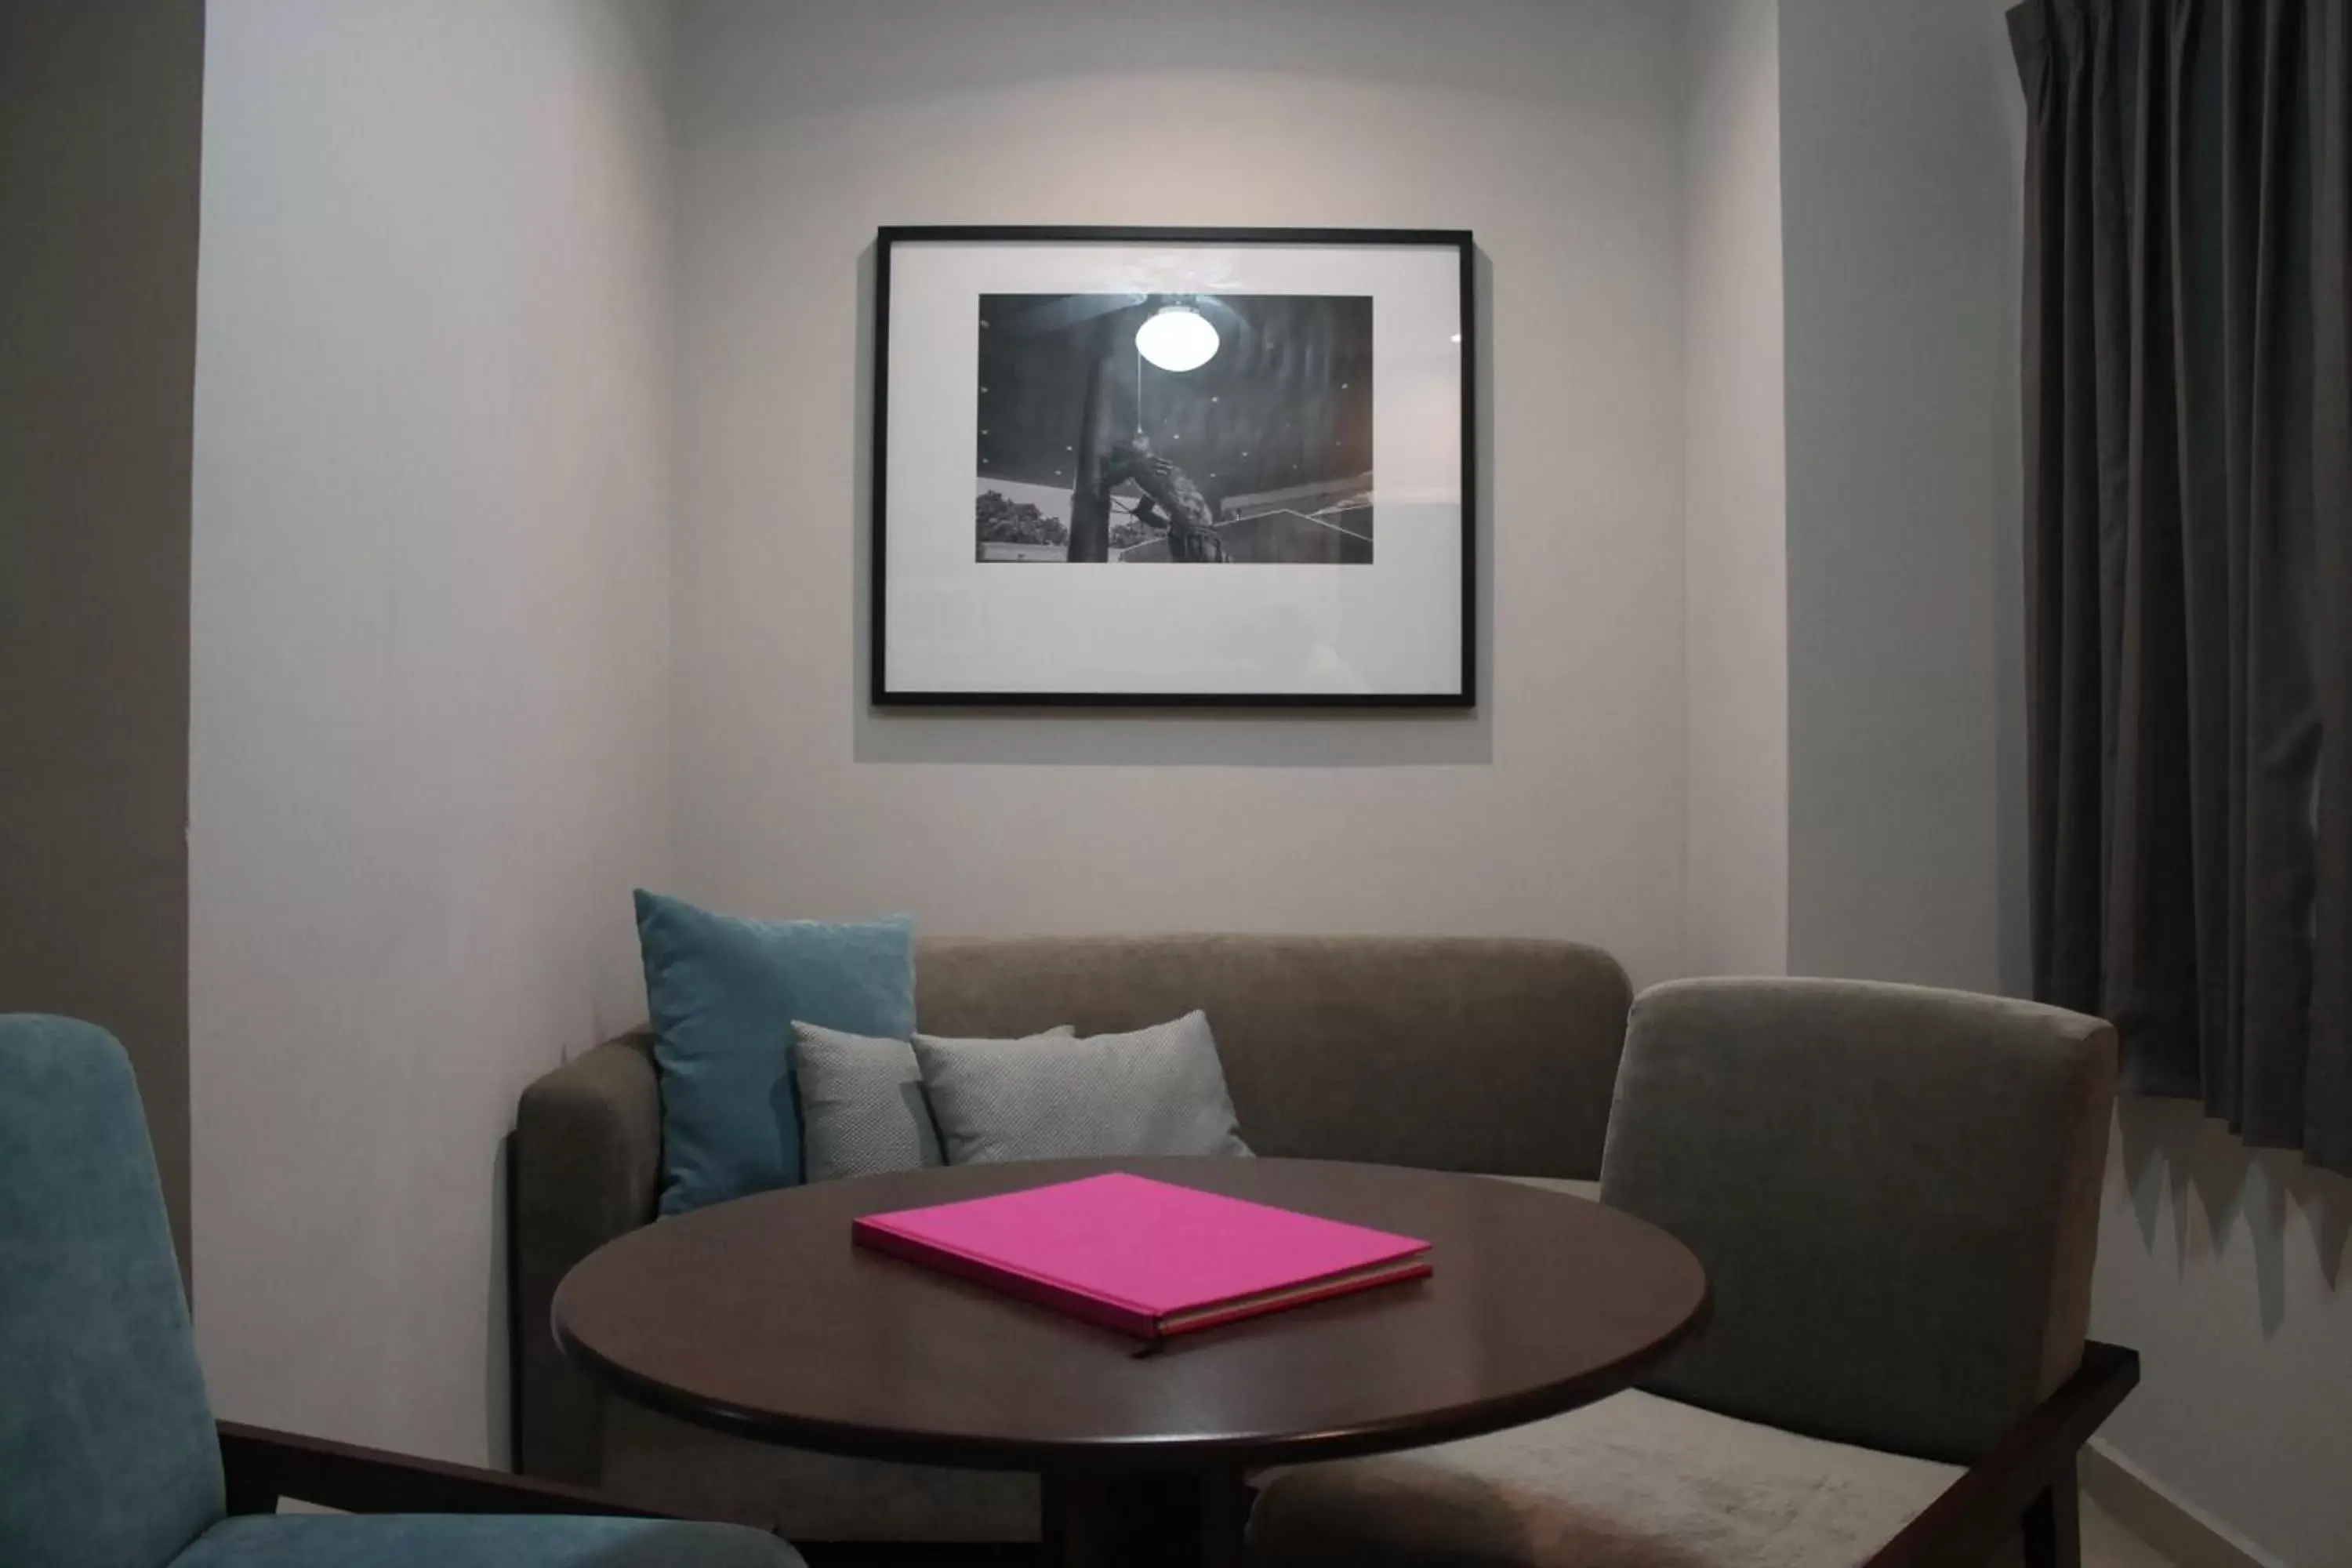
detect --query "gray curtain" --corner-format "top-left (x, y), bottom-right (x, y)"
top-left (2013, 0), bottom-right (2350, 1172)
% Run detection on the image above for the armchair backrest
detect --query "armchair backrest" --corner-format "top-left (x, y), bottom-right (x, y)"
top-left (0, 1014), bottom-right (224, 1568)
top-left (1599, 978), bottom-right (2115, 1465)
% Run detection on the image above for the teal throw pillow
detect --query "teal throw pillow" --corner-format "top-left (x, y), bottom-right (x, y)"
top-left (634, 890), bottom-right (914, 1215)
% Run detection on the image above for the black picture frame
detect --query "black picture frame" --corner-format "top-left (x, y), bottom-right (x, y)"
top-left (871, 225), bottom-right (1476, 708)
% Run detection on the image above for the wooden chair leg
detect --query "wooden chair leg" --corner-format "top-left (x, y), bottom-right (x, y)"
top-left (2022, 1459), bottom-right (2081, 1568)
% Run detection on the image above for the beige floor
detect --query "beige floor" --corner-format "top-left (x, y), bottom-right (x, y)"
top-left (2085, 1491), bottom-right (2190, 1568)
top-left (899, 1491), bottom-right (2187, 1566)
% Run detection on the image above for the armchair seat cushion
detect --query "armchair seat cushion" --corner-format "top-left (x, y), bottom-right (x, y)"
top-left (174, 1514), bottom-right (803, 1568)
top-left (1247, 1388), bottom-right (1958, 1568)
top-left (1481, 1174), bottom-right (1601, 1201)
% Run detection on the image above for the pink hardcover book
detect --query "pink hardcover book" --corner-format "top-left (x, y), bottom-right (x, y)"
top-left (851, 1172), bottom-right (1432, 1339)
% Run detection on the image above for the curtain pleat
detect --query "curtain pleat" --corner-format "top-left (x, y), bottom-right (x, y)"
top-left (2015, 0), bottom-right (2351, 1171)
top-left (2310, 0), bottom-right (2352, 1171)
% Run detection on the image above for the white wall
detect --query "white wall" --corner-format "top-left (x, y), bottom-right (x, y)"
top-left (1777, 0), bottom-right (2016, 993)
top-left (1680, 0), bottom-right (1787, 978)
top-left (2090, 1110), bottom-right (2351, 1566)
top-left (183, 3), bottom-right (2347, 1549)
top-left (666, 0), bottom-right (1690, 978)
top-left (190, 0), bottom-right (674, 1465)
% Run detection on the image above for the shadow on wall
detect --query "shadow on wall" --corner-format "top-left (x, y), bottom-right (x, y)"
top-left (2117, 1099), bottom-right (2350, 1338)
top-left (844, 241), bottom-right (1497, 770)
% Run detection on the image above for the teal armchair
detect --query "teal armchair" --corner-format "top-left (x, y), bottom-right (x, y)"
top-left (0, 1014), bottom-right (803, 1568)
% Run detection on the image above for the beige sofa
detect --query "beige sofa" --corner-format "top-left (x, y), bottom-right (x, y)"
top-left (509, 934), bottom-right (1633, 1544)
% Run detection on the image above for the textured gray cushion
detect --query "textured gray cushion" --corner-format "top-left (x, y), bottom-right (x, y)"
top-left (1603, 978), bottom-right (2115, 1464)
top-left (791, 1022), bottom-right (1072, 1183)
top-left (1247, 1388), bottom-right (1960, 1568)
top-left (911, 1011), bottom-right (1251, 1164)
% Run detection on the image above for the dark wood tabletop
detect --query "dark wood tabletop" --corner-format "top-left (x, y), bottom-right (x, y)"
top-left (554, 1156), bottom-right (1708, 1566)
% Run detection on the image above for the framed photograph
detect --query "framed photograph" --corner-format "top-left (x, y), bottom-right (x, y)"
top-left (872, 226), bottom-right (1474, 706)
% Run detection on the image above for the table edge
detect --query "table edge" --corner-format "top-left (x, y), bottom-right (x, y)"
top-left (551, 1184), bottom-right (1712, 1475)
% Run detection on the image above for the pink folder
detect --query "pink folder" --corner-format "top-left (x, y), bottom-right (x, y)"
top-left (851, 1172), bottom-right (1433, 1339)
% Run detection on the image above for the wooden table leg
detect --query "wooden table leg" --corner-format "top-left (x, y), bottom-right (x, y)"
top-left (1042, 1468), bottom-right (1249, 1568)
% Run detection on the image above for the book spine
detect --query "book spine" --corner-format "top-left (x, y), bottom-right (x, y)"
top-left (1164, 1259), bottom-right (1433, 1337)
top-left (851, 1218), bottom-right (1163, 1338)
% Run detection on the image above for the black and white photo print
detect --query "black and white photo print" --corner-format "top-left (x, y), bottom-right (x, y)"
top-left (875, 228), bottom-right (1471, 704)
top-left (974, 294), bottom-right (1374, 565)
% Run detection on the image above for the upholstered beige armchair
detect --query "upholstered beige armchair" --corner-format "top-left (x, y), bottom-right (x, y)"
top-left (1248, 978), bottom-right (2136, 1568)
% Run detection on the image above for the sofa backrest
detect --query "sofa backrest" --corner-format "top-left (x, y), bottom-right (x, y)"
top-left (915, 935), bottom-right (1631, 1179)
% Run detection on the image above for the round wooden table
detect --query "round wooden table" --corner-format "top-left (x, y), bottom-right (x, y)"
top-left (554, 1156), bottom-right (1708, 1567)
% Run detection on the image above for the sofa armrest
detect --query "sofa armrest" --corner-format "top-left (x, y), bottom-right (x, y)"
top-left (512, 1030), bottom-right (662, 1484)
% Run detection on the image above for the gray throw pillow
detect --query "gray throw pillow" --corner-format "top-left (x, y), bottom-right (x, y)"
top-left (910, 1011), bottom-right (1252, 1166)
top-left (791, 1022), bottom-right (1074, 1182)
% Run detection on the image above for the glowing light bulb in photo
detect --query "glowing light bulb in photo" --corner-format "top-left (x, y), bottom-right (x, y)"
top-left (1135, 304), bottom-right (1219, 372)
